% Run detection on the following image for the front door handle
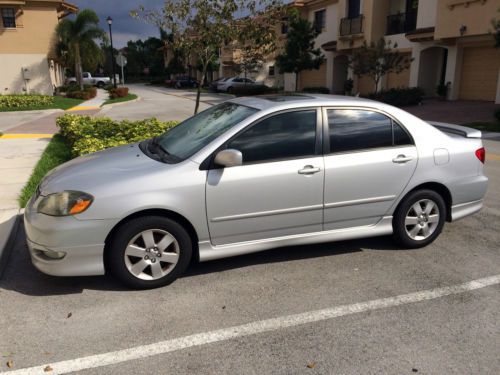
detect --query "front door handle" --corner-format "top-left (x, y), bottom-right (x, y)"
top-left (298, 165), bottom-right (321, 175)
top-left (392, 155), bottom-right (413, 164)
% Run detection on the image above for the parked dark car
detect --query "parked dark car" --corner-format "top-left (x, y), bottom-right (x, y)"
top-left (175, 76), bottom-right (199, 88)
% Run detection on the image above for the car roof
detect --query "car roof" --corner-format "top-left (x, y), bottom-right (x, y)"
top-left (228, 94), bottom-right (379, 111)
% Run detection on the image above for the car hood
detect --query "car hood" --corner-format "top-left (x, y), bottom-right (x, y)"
top-left (39, 143), bottom-right (164, 195)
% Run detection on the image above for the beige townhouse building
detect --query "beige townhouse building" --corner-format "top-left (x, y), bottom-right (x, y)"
top-left (280, 0), bottom-right (500, 102)
top-left (0, 0), bottom-right (77, 95)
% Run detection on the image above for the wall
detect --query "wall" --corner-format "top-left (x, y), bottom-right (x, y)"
top-left (416, 0), bottom-right (437, 29)
top-left (0, 2), bottom-right (60, 94)
top-left (434, 0), bottom-right (499, 39)
top-left (0, 4), bottom-right (59, 56)
top-left (0, 54), bottom-right (54, 95)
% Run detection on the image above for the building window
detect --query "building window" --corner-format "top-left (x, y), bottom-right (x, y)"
top-left (1, 8), bottom-right (16, 28)
top-left (314, 9), bottom-right (326, 33)
top-left (269, 66), bottom-right (275, 77)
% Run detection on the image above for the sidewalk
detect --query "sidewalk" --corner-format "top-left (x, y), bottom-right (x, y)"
top-left (0, 107), bottom-right (100, 274)
top-left (66, 88), bottom-right (108, 111)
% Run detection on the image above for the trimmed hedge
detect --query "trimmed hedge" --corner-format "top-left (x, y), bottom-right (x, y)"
top-left (494, 107), bottom-right (500, 122)
top-left (57, 114), bottom-right (179, 157)
top-left (365, 87), bottom-right (424, 107)
top-left (66, 86), bottom-right (97, 100)
top-left (108, 86), bottom-right (129, 99)
top-left (0, 95), bottom-right (54, 109)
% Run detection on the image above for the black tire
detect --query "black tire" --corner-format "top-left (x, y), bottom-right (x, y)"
top-left (97, 81), bottom-right (105, 88)
top-left (107, 216), bottom-right (193, 289)
top-left (227, 86), bottom-right (233, 94)
top-left (392, 189), bottom-right (446, 248)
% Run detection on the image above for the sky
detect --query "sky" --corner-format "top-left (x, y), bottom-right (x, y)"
top-left (70, 0), bottom-right (163, 48)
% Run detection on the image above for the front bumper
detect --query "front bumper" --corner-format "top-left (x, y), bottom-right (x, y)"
top-left (24, 197), bottom-right (116, 277)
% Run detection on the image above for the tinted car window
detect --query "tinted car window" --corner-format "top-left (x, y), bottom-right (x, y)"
top-left (327, 109), bottom-right (393, 153)
top-left (393, 121), bottom-right (413, 146)
top-left (229, 110), bottom-right (317, 164)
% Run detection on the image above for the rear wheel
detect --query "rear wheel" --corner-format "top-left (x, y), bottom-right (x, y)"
top-left (227, 86), bottom-right (233, 94)
top-left (108, 216), bottom-right (192, 289)
top-left (97, 81), bottom-right (105, 88)
top-left (392, 190), bottom-right (446, 248)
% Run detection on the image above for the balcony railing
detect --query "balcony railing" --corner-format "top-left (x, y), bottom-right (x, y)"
top-left (386, 11), bottom-right (417, 35)
top-left (340, 15), bottom-right (364, 36)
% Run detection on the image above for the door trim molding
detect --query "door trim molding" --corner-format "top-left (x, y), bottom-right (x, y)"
top-left (211, 204), bottom-right (324, 222)
top-left (324, 195), bottom-right (396, 209)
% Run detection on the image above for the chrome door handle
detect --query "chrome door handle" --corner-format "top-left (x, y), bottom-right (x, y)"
top-left (392, 155), bottom-right (413, 164)
top-left (298, 165), bottom-right (321, 175)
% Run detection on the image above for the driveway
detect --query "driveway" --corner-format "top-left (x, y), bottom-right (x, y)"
top-left (97, 84), bottom-right (229, 122)
top-left (0, 140), bottom-right (499, 374)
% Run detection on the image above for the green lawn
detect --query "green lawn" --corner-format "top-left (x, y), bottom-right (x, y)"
top-left (0, 96), bottom-right (84, 112)
top-left (18, 134), bottom-right (72, 208)
top-left (464, 121), bottom-right (500, 133)
top-left (103, 93), bottom-right (138, 106)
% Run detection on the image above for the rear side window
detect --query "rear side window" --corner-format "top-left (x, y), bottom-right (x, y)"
top-left (327, 109), bottom-right (413, 153)
top-left (393, 121), bottom-right (413, 146)
top-left (229, 110), bottom-right (317, 164)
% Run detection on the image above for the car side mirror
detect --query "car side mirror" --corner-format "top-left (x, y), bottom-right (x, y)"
top-left (214, 149), bottom-right (242, 168)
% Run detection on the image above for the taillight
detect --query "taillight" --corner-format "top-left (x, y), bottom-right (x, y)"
top-left (475, 147), bottom-right (485, 164)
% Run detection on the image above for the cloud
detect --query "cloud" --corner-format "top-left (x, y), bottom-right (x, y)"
top-left (70, 0), bottom-right (162, 47)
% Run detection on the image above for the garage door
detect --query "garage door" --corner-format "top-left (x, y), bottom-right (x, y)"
top-left (459, 46), bottom-right (500, 101)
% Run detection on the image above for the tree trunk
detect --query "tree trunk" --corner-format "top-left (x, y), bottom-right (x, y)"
top-left (295, 71), bottom-right (299, 92)
top-left (74, 43), bottom-right (83, 91)
top-left (194, 64), bottom-right (207, 115)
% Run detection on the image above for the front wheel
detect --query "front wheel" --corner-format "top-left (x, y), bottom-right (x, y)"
top-left (392, 190), bottom-right (446, 248)
top-left (107, 216), bottom-right (193, 289)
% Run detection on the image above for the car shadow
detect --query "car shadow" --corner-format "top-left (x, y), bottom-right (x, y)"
top-left (0, 223), bottom-right (409, 297)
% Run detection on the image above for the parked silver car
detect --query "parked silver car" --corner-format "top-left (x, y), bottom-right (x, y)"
top-left (24, 95), bottom-right (488, 288)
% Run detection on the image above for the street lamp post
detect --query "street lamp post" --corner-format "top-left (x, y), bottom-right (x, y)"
top-left (106, 16), bottom-right (117, 88)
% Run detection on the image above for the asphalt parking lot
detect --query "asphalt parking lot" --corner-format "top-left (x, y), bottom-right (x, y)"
top-left (0, 140), bottom-right (499, 375)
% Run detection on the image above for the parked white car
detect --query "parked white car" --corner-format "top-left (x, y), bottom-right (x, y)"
top-left (217, 77), bottom-right (258, 93)
top-left (66, 72), bottom-right (111, 88)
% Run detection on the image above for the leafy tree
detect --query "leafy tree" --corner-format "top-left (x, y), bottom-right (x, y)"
top-left (275, 9), bottom-right (324, 91)
top-left (124, 37), bottom-right (165, 80)
top-left (349, 38), bottom-right (412, 93)
top-left (56, 9), bottom-right (106, 89)
top-left (134, 0), bottom-right (284, 114)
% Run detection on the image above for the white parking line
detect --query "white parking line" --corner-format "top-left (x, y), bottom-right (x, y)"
top-left (3, 274), bottom-right (499, 375)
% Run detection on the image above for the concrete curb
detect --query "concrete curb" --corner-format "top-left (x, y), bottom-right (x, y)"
top-left (100, 95), bottom-right (142, 109)
top-left (0, 209), bottom-right (21, 279)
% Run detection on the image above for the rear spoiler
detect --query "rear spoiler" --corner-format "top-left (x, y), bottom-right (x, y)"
top-left (428, 121), bottom-right (482, 139)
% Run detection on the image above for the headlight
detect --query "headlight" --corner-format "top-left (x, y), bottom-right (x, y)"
top-left (37, 191), bottom-right (93, 216)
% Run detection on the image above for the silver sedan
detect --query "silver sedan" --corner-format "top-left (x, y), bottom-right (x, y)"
top-left (24, 95), bottom-right (488, 288)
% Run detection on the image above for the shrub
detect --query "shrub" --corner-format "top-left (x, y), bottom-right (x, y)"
top-left (57, 114), bottom-right (179, 156)
top-left (108, 87), bottom-right (129, 99)
top-left (494, 107), bottom-right (500, 122)
top-left (0, 94), bottom-right (54, 109)
top-left (65, 86), bottom-right (97, 100)
top-left (232, 85), bottom-right (277, 97)
top-left (365, 87), bottom-right (424, 107)
top-left (301, 87), bottom-right (330, 94)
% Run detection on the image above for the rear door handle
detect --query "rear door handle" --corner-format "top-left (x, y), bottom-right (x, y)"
top-left (392, 155), bottom-right (413, 164)
top-left (298, 165), bottom-right (321, 175)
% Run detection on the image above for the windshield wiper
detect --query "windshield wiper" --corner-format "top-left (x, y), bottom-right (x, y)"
top-left (146, 137), bottom-right (179, 163)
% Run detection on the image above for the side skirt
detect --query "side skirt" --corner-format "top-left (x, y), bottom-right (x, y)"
top-left (198, 216), bottom-right (394, 262)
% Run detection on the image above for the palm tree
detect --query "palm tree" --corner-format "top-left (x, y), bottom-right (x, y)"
top-left (56, 9), bottom-right (105, 90)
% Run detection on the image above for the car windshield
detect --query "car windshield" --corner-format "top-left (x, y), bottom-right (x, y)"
top-left (155, 102), bottom-right (258, 162)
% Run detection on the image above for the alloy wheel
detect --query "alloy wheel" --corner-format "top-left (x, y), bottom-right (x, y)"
top-left (124, 229), bottom-right (180, 280)
top-left (404, 199), bottom-right (440, 241)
